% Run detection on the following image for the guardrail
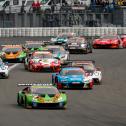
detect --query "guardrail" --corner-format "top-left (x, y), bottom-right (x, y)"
top-left (0, 27), bottom-right (125, 37)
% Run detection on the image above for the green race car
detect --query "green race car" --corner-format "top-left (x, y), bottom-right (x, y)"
top-left (23, 41), bottom-right (48, 52)
top-left (17, 84), bottom-right (67, 109)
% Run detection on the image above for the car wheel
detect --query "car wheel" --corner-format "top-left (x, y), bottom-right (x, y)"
top-left (24, 64), bottom-right (28, 70)
top-left (98, 80), bottom-right (102, 85)
top-left (17, 94), bottom-right (21, 106)
top-left (4, 74), bottom-right (9, 79)
top-left (119, 44), bottom-right (123, 49)
top-left (29, 64), bottom-right (34, 72)
top-left (89, 48), bottom-right (92, 53)
top-left (59, 103), bottom-right (66, 109)
top-left (84, 49), bottom-right (88, 54)
top-left (24, 96), bottom-right (32, 109)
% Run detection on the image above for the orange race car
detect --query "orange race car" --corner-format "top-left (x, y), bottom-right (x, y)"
top-left (0, 45), bottom-right (26, 62)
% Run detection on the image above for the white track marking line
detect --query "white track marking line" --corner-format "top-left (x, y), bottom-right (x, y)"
top-left (8, 63), bottom-right (21, 71)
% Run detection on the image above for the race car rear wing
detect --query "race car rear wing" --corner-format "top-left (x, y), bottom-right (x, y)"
top-left (18, 83), bottom-right (53, 86)
top-left (1, 44), bottom-right (22, 47)
top-left (25, 41), bottom-right (50, 45)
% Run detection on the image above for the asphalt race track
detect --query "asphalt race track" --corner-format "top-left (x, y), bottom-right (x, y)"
top-left (0, 37), bottom-right (126, 126)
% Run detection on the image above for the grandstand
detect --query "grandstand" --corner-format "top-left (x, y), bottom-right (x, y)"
top-left (0, 0), bottom-right (125, 27)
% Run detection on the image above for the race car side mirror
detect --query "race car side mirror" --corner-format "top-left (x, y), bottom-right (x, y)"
top-left (96, 67), bottom-right (100, 71)
top-left (60, 91), bottom-right (66, 94)
top-left (56, 72), bottom-right (59, 75)
top-left (5, 62), bottom-right (8, 65)
top-left (22, 91), bottom-right (25, 94)
top-left (55, 57), bottom-right (60, 60)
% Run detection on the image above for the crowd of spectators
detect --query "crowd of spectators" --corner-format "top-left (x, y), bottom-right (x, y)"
top-left (91, 0), bottom-right (115, 12)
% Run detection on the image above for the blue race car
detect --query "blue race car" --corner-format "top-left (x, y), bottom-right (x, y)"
top-left (52, 67), bottom-right (93, 89)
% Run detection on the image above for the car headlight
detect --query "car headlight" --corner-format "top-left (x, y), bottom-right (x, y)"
top-left (58, 97), bottom-right (63, 101)
top-left (1, 66), bottom-right (6, 70)
top-left (61, 55), bottom-right (65, 58)
top-left (94, 72), bottom-right (100, 76)
top-left (64, 39), bottom-right (67, 42)
top-left (81, 44), bottom-right (87, 47)
top-left (51, 38), bottom-right (56, 42)
top-left (54, 60), bottom-right (58, 64)
top-left (84, 78), bottom-right (92, 83)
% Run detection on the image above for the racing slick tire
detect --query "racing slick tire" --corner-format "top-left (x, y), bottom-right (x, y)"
top-left (98, 80), bottom-right (102, 85)
top-left (17, 94), bottom-right (22, 106)
top-left (24, 64), bottom-right (28, 70)
top-left (58, 103), bottom-right (66, 109)
top-left (119, 44), bottom-right (123, 49)
top-left (28, 64), bottom-right (34, 72)
top-left (24, 96), bottom-right (32, 109)
top-left (4, 75), bottom-right (9, 79)
top-left (84, 49), bottom-right (88, 54)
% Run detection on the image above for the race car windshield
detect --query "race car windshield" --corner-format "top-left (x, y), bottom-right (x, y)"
top-left (61, 69), bottom-right (84, 76)
top-left (76, 39), bottom-right (85, 43)
top-left (83, 64), bottom-right (95, 71)
top-left (31, 87), bottom-right (59, 94)
top-left (100, 36), bottom-right (117, 39)
top-left (48, 48), bottom-right (60, 53)
top-left (48, 48), bottom-right (65, 54)
top-left (25, 44), bottom-right (42, 49)
top-left (58, 35), bottom-right (67, 39)
top-left (33, 53), bottom-right (52, 59)
top-left (3, 48), bottom-right (22, 53)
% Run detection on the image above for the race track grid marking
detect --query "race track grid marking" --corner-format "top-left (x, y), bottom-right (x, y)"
top-left (8, 63), bottom-right (21, 71)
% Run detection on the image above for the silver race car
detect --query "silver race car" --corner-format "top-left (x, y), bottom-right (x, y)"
top-left (47, 45), bottom-right (69, 64)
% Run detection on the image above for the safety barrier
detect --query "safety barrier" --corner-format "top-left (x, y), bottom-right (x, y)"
top-left (0, 27), bottom-right (125, 37)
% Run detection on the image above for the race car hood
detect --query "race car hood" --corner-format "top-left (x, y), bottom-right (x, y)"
top-left (32, 58), bottom-right (58, 64)
top-left (32, 93), bottom-right (65, 103)
top-left (4, 51), bottom-right (26, 59)
top-left (61, 75), bottom-right (84, 82)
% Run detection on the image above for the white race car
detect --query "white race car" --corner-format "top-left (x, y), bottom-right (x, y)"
top-left (72, 60), bottom-right (102, 84)
top-left (0, 58), bottom-right (9, 78)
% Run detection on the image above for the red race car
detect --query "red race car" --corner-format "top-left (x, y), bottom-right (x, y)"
top-left (120, 35), bottom-right (126, 48)
top-left (24, 51), bottom-right (61, 72)
top-left (93, 35), bottom-right (126, 49)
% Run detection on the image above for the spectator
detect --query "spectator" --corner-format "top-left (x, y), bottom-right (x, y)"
top-left (32, 0), bottom-right (41, 13)
top-left (21, 2), bottom-right (25, 13)
top-left (32, 1), bottom-right (36, 12)
top-left (36, 0), bottom-right (41, 13)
